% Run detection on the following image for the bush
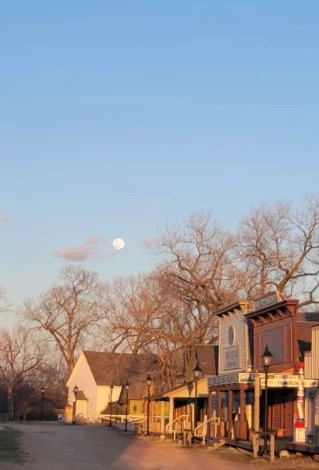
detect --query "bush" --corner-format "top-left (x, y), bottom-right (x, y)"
top-left (24, 406), bottom-right (58, 421)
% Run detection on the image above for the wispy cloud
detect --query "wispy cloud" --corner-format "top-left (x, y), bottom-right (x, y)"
top-left (85, 236), bottom-right (104, 245)
top-left (0, 211), bottom-right (8, 223)
top-left (140, 236), bottom-right (160, 248)
top-left (53, 234), bottom-right (104, 261)
top-left (53, 245), bottom-right (94, 262)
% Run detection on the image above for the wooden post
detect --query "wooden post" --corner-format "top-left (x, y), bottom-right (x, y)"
top-left (169, 397), bottom-right (174, 430)
top-left (207, 390), bottom-right (212, 439)
top-left (228, 390), bottom-right (233, 438)
top-left (253, 371), bottom-right (260, 458)
top-left (270, 433), bottom-right (275, 463)
top-left (217, 390), bottom-right (222, 437)
top-left (239, 386), bottom-right (246, 439)
top-left (160, 401), bottom-right (165, 434)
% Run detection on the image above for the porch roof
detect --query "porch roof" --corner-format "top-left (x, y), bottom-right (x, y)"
top-left (163, 376), bottom-right (209, 399)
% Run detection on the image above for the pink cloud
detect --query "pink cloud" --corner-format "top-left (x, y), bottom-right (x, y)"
top-left (85, 236), bottom-right (103, 245)
top-left (53, 245), bottom-right (93, 261)
top-left (0, 211), bottom-right (8, 223)
top-left (140, 236), bottom-right (160, 247)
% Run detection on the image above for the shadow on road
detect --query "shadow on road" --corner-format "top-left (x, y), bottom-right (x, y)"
top-left (3, 421), bottom-right (269, 469)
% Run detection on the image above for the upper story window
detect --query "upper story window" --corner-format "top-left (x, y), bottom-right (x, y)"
top-left (228, 325), bottom-right (235, 345)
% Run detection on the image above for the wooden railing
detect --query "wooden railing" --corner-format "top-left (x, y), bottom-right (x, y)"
top-left (194, 416), bottom-right (221, 445)
top-left (165, 414), bottom-right (189, 440)
top-left (99, 414), bottom-right (144, 424)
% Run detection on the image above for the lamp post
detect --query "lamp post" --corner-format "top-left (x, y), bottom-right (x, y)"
top-left (193, 362), bottom-right (202, 431)
top-left (40, 387), bottom-right (45, 421)
top-left (124, 381), bottom-right (129, 432)
top-left (72, 385), bottom-right (79, 424)
top-left (146, 374), bottom-right (152, 436)
top-left (109, 384), bottom-right (114, 427)
top-left (262, 345), bottom-right (273, 454)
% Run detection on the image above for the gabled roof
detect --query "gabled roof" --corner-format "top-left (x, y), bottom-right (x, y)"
top-left (83, 351), bottom-right (158, 386)
top-left (214, 301), bottom-right (250, 317)
top-left (184, 344), bottom-right (217, 381)
top-left (118, 381), bottom-right (147, 402)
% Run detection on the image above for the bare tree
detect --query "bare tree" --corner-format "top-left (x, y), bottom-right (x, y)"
top-left (35, 357), bottom-right (68, 408)
top-left (92, 198), bottom-right (319, 391)
top-left (94, 214), bottom-right (242, 387)
top-left (237, 194), bottom-right (319, 307)
top-left (97, 274), bottom-right (165, 354)
top-left (23, 265), bottom-right (105, 374)
top-left (155, 212), bottom-right (242, 311)
top-left (0, 286), bottom-right (12, 315)
top-left (97, 269), bottom-right (219, 389)
top-left (0, 326), bottom-right (45, 419)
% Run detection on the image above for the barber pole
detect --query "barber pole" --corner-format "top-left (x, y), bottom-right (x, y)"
top-left (294, 362), bottom-right (306, 443)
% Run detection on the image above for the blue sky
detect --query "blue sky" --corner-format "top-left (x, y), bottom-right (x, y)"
top-left (1, 1), bottom-right (319, 316)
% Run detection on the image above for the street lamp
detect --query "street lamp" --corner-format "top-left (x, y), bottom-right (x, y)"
top-left (72, 385), bottom-right (79, 424)
top-left (109, 384), bottom-right (114, 427)
top-left (124, 381), bottom-right (129, 432)
top-left (262, 345), bottom-right (273, 454)
top-left (40, 387), bottom-right (45, 421)
top-left (193, 362), bottom-right (202, 431)
top-left (146, 374), bottom-right (152, 436)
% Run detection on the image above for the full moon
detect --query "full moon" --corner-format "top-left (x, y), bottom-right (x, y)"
top-left (112, 238), bottom-right (125, 250)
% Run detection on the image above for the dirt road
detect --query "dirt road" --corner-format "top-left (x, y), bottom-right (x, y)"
top-left (2, 422), bottom-right (265, 470)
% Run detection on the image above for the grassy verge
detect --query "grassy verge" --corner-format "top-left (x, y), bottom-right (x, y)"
top-left (152, 436), bottom-right (319, 469)
top-left (0, 428), bottom-right (25, 463)
top-left (212, 446), bottom-right (319, 469)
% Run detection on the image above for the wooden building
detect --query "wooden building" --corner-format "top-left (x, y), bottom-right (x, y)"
top-left (66, 350), bottom-right (158, 422)
top-left (163, 345), bottom-right (217, 435)
top-left (246, 295), bottom-right (315, 439)
top-left (207, 301), bottom-right (252, 440)
top-left (304, 322), bottom-right (319, 444)
top-left (208, 294), bottom-right (315, 440)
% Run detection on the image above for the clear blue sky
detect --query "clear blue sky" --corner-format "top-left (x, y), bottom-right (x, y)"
top-left (1, 1), bottom-right (319, 315)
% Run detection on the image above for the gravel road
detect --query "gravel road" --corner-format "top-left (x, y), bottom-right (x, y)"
top-left (1, 422), bottom-right (264, 470)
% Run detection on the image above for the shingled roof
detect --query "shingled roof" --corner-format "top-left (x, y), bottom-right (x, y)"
top-left (83, 351), bottom-right (158, 387)
top-left (184, 344), bottom-right (218, 381)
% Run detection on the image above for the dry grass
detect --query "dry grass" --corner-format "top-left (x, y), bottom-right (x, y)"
top-left (0, 428), bottom-right (25, 464)
top-left (148, 435), bottom-right (319, 469)
top-left (212, 445), bottom-right (319, 469)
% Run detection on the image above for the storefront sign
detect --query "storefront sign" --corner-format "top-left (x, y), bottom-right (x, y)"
top-left (238, 373), bottom-right (255, 384)
top-left (208, 372), bottom-right (254, 386)
top-left (260, 375), bottom-right (318, 388)
top-left (208, 373), bottom-right (239, 386)
top-left (255, 292), bottom-right (278, 310)
top-left (260, 374), bottom-right (298, 388)
top-left (208, 373), bottom-right (318, 388)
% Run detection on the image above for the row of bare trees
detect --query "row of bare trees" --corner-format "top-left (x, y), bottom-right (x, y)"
top-left (0, 326), bottom-right (67, 418)
top-left (2, 194), bottom-right (319, 405)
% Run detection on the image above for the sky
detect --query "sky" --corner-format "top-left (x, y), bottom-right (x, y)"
top-left (1, 1), bottom-right (319, 319)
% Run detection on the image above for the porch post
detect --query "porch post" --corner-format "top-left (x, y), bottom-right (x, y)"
top-left (160, 400), bottom-right (165, 433)
top-left (207, 390), bottom-right (212, 439)
top-left (169, 397), bottom-right (174, 426)
top-left (239, 386), bottom-right (247, 440)
top-left (227, 390), bottom-right (233, 438)
top-left (217, 390), bottom-right (223, 437)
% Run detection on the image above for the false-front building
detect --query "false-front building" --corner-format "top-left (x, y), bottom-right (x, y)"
top-left (208, 294), bottom-right (315, 440)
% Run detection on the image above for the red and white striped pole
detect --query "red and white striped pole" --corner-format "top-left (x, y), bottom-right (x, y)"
top-left (294, 362), bottom-right (306, 443)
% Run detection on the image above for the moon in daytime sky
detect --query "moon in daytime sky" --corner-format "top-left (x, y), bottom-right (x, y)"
top-left (112, 238), bottom-right (125, 250)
